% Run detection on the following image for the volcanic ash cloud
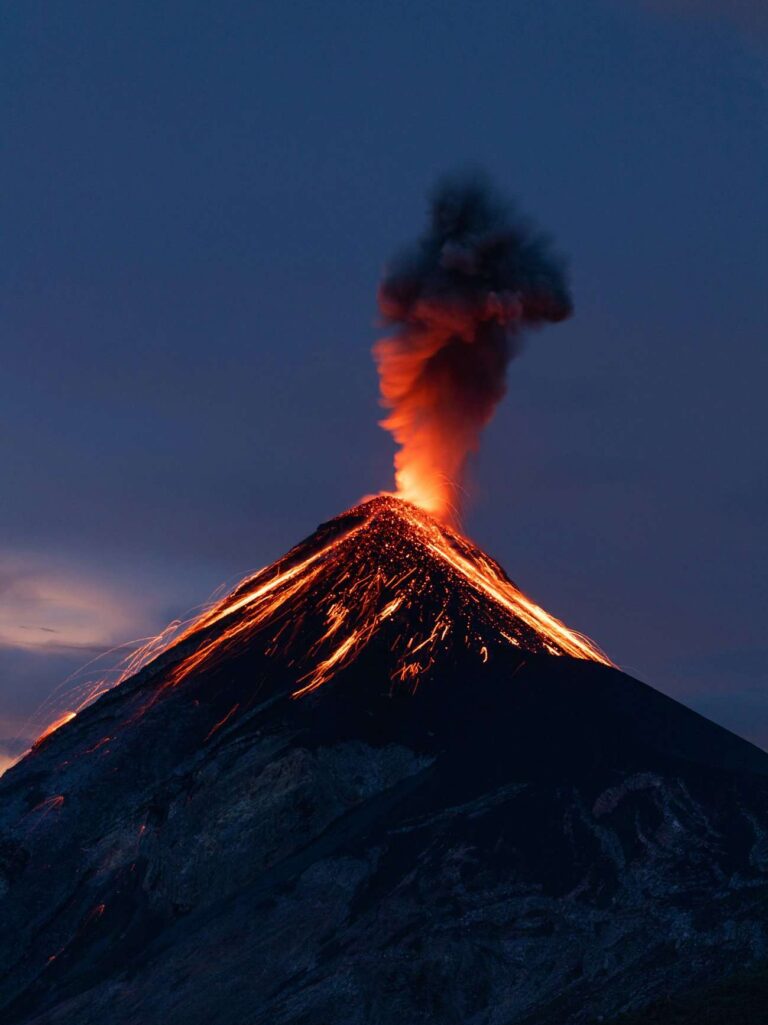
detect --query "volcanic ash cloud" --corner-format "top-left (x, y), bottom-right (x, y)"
top-left (374, 175), bottom-right (573, 523)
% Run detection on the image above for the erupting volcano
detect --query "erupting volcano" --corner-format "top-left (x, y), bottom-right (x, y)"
top-left (3, 485), bottom-right (768, 1025)
top-left (3, 178), bottom-right (768, 1025)
top-left (27, 178), bottom-right (598, 740)
top-left (158, 495), bottom-right (609, 706)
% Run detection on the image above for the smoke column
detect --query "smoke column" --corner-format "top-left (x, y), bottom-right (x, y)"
top-left (374, 174), bottom-right (573, 524)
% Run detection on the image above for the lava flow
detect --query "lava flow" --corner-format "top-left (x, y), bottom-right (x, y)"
top-left (27, 177), bottom-right (604, 749)
top-left (146, 495), bottom-right (610, 705)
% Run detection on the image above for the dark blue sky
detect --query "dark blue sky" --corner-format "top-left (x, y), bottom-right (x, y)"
top-left (2, 0), bottom-right (766, 762)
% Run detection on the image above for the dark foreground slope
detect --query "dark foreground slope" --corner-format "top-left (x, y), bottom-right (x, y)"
top-left (611, 963), bottom-right (768, 1025)
top-left (1, 502), bottom-right (767, 1024)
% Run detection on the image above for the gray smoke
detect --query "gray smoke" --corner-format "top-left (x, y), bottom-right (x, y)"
top-left (374, 173), bottom-right (573, 521)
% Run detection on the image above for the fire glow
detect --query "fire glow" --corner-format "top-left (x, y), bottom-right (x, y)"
top-left (28, 177), bottom-right (609, 751)
top-left (375, 176), bottom-right (571, 524)
top-left (32, 711), bottom-right (76, 749)
top-left (152, 496), bottom-right (610, 706)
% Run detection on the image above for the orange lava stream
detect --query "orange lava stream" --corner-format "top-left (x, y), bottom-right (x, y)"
top-left (32, 711), bottom-right (77, 749)
top-left (28, 497), bottom-right (611, 751)
top-left (160, 496), bottom-right (610, 700)
top-left (161, 519), bottom-right (368, 692)
top-left (422, 538), bottom-right (606, 663)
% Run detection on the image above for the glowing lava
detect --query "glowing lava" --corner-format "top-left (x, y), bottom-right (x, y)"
top-left (154, 496), bottom-right (610, 703)
top-left (32, 711), bottom-right (76, 749)
top-left (27, 497), bottom-right (610, 753)
top-left (27, 181), bottom-right (593, 750)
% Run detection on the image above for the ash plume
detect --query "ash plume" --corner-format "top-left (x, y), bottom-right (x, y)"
top-left (374, 174), bottom-right (573, 523)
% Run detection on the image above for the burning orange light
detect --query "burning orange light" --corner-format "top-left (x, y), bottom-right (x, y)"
top-left (33, 711), bottom-right (76, 749)
top-left (29, 499), bottom-right (610, 744)
top-left (152, 496), bottom-right (610, 703)
top-left (374, 178), bottom-right (572, 525)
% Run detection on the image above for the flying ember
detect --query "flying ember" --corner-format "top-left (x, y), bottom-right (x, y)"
top-left (144, 496), bottom-right (610, 711)
top-left (29, 176), bottom-right (607, 752)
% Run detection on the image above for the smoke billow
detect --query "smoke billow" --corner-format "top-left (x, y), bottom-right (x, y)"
top-left (374, 174), bottom-right (572, 524)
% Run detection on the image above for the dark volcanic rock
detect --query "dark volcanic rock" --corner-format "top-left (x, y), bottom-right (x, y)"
top-left (1, 502), bottom-right (767, 1024)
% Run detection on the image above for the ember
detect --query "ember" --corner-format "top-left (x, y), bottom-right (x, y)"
top-left (28, 178), bottom-right (604, 748)
top-left (156, 496), bottom-right (610, 702)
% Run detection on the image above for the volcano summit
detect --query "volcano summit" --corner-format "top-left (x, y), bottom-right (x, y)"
top-left (158, 495), bottom-right (609, 702)
top-left (1, 498), bottom-right (768, 1025)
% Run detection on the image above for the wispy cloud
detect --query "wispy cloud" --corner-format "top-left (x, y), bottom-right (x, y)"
top-left (0, 554), bottom-right (168, 753)
top-left (0, 556), bottom-right (142, 654)
top-left (0, 552), bottom-right (225, 757)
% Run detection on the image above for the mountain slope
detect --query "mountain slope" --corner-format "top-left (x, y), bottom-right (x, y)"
top-left (156, 494), bottom-right (609, 701)
top-left (1, 499), bottom-right (767, 1024)
top-left (609, 963), bottom-right (768, 1025)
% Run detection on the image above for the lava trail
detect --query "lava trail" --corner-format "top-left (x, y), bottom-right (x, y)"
top-left (153, 495), bottom-right (610, 702)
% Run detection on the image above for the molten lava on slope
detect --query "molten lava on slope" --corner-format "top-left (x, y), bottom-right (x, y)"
top-left (154, 496), bottom-right (610, 704)
top-left (7, 498), bottom-right (768, 1025)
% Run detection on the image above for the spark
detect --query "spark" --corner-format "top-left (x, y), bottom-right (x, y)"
top-left (26, 497), bottom-right (611, 748)
top-left (151, 496), bottom-right (610, 702)
top-left (204, 704), bottom-right (240, 742)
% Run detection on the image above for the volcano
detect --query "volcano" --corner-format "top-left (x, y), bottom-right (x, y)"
top-left (1, 497), bottom-right (768, 1025)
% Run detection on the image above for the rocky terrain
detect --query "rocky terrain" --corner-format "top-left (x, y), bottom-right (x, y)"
top-left (1, 500), bottom-right (767, 1024)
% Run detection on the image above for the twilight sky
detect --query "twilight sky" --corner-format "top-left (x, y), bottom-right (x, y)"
top-left (2, 0), bottom-right (767, 766)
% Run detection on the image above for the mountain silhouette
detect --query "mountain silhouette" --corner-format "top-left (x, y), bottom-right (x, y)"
top-left (1, 497), bottom-right (767, 1024)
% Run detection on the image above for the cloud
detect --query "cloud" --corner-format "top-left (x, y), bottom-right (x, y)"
top-left (0, 556), bottom-right (143, 654)
top-left (0, 551), bottom-right (227, 756)
top-left (0, 554), bottom-right (166, 751)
